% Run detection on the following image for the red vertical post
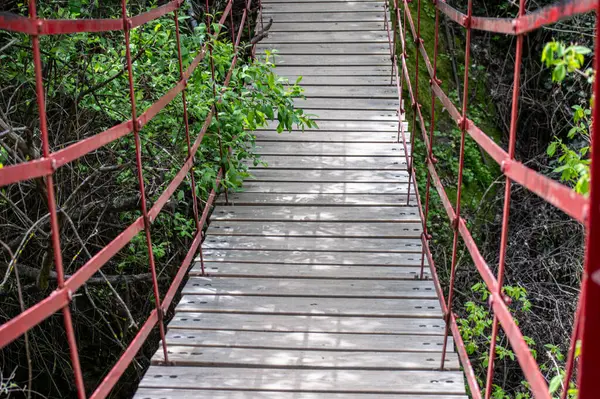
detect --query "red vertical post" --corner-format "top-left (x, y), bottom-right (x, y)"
top-left (440, 0), bottom-right (473, 370)
top-left (483, 0), bottom-right (526, 397)
top-left (419, 0), bottom-right (440, 280)
top-left (394, 0), bottom-right (406, 146)
top-left (229, 1), bottom-right (235, 44)
top-left (391, 0), bottom-right (398, 86)
top-left (577, 2), bottom-right (600, 397)
top-left (173, 10), bottom-right (205, 275)
top-left (205, 0), bottom-right (229, 205)
top-left (28, 1), bottom-right (86, 397)
top-left (406, 0), bottom-right (421, 205)
top-left (560, 292), bottom-right (582, 399)
top-left (121, 0), bottom-right (169, 363)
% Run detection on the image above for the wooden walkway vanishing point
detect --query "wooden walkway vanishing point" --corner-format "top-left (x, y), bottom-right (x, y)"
top-left (135, 0), bottom-right (467, 397)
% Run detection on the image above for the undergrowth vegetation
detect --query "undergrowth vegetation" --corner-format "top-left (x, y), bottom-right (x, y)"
top-left (0, 1), bottom-right (313, 397)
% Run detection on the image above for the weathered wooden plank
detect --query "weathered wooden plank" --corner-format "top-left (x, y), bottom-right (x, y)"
top-left (259, 109), bottom-right (401, 121)
top-left (134, 388), bottom-right (469, 399)
top-left (258, 43), bottom-right (391, 54)
top-left (263, 12), bottom-right (386, 23)
top-left (262, 0), bottom-right (383, 3)
top-left (183, 277), bottom-right (436, 298)
top-left (289, 76), bottom-right (397, 86)
top-left (201, 250), bottom-right (426, 266)
top-left (261, 120), bottom-right (402, 131)
top-left (269, 22), bottom-right (386, 32)
top-left (264, 31), bottom-right (388, 44)
top-left (247, 169), bottom-right (409, 182)
top-left (253, 155), bottom-right (407, 170)
top-left (176, 295), bottom-right (443, 317)
top-left (300, 86), bottom-right (397, 98)
top-left (162, 329), bottom-right (451, 351)
top-left (192, 262), bottom-right (429, 279)
top-left (207, 221), bottom-right (421, 237)
top-left (239, 182), bottom-right (410, 194)
top-left (217, 193), bottom-right (416, 206)
top-left (267, 54), bottom-right (390, 66)
top-left (139, 367), bottom-right (466, 394)
top-left (254, 131), bottom-right (407, 143)
top-left (255, 142), bottom-right (408, 156)
top-left (169, 313), bottom-right (444, 335)
top-left (278, 66), bottom-right (392, 76)
top-left (293, 97), bottom-right (399, 110)
top-left (202, 236), bottom-right (422, 253)
top-left (263, 3), bottom-right (384, 13)
top-left (210, 206), bottom-right (421, 222)
top-left (153, 346), bottom-right (459, 370)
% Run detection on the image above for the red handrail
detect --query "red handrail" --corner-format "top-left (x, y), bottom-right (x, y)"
top-left (0, 0), bottom-right (257, 397)
top-left (389, 0), bottom-right (599, 398)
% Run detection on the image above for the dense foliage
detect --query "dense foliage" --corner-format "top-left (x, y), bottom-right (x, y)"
top-left (0, 1), bottom-right (313, 397)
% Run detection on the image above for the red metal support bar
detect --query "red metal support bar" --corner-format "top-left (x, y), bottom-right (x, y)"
top-left (28, 1), bottom-right (86, 397)
top-left (120, 0), bottom-right (169, 364)
top-left (420, 0), bottom-right (441, 280)
top-left (406, 0), bottom-right (422, 205)
top-left (0, 0), bottom-right (184, 34)
top-left (483, 0), bottom-right (526, 395)
top-left (206, 0), bottom-right (229, 205)
top-left (174, 9), bottom-right (205, 275)
top-left (560, 290), bottom-right (583, 399)
top-left (440, 0), bottom-right (473, 370)
top-left (436, 0), bottom-right (595, 35)
top-left (577, 2), bottom-right (600, 396)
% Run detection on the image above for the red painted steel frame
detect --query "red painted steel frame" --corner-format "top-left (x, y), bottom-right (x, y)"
top-left (578, 3), bottom-right (600, 397)
top-left (0, 0), bottom-right (254, 397)
top-left (391, 0), bottom-right (599, 398)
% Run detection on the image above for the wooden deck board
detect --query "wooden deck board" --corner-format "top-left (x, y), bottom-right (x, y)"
top-left (263, 3), bottom-right (384, 13)
top-left (176, 295), bottom-right (443, 317)
top-left (246, 169), bottom-right (410, 182)
top-left (182, 277), bottom-right (436, 298)
top-left (134, 389), bottom-right (468, 399)
top-left (153, 346), bottom-right (460, 370)
top-left (268, 21), bottom-right (386, 32)
top-left (161, 329), bottom-right (452, 352)
top-left (250, 155), bottom-right (408, 169)
top-left (258, 109), bottom-right (401, 121)
top-left (200, 249), bottom-right (426, 266)
top-left (168, 313), bottom-right (445, 335)
top-left (192, 262), bottom-right (430, 279)
top-left (218, 193), bottom-right (417, 206)
top-left (258, 43), bottom-right (391, 54)
top-left (202, 236), bottom-right (422, 253)
top-left (263, 12), bottom-right (387, 23)
top-left (209, 206), bottom-right (421, 222)
top-left (261, 120), bottom-right (403, 131)
top-left (255, 142), bottom-right (408, 156)
top-left (135, 0), bottom-right (465, 396)
top-left (139, 367), bottom-right (465, 395)
top-left (253, 131), bottom-right (408, 143)
top-left (207, 221), bottom-right (422, 237)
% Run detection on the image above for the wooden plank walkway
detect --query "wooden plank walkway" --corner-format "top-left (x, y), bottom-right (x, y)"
top-left (135, 0), bottom-right (467, 397)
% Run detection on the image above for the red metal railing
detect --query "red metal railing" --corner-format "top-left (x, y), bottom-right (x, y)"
top-left (387, 0), bottom-right (600, 398)
top-left (0, 0), bottom-right (257, 397)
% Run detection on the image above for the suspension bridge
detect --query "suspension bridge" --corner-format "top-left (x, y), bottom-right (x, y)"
top-left (0, 0), bottom-right (599, 398)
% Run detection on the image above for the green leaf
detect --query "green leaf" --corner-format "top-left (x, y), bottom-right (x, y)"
top-left (552, 64), bottom-right (566, 82)
top-left (549, 375), bottom-right (562, 393)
